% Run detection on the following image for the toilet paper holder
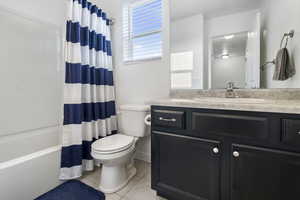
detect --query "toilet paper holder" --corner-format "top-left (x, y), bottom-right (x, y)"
top-left (144, 114), bottom-right (151, 126)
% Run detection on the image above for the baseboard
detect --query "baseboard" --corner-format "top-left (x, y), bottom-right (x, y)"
top-left (135, 151), bottom-right (151, 163)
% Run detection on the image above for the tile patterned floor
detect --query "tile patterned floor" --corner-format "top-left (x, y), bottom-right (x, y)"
top-left (79, 160), bottom-right (167, 200)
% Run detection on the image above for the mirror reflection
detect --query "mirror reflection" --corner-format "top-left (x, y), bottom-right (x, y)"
top-left (170, 0), bottom-right (300, 90)
top-left (210, 31), bottom-right (260, 89)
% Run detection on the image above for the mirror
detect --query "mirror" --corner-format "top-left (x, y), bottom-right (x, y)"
top-left (210, 31), bottom-right (260, 89)
top-left (170, 0), bottom-right (300, 90)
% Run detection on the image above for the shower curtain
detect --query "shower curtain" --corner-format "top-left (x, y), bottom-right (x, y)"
top-left (60, 0), bottom-right (117, 180)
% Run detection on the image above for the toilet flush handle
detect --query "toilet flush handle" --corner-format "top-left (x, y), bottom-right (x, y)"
top-left (144, 114), bottom-right (151, 126)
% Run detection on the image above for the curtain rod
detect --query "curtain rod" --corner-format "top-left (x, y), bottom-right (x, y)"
top-left (67, 0), bottom-right (115, 25)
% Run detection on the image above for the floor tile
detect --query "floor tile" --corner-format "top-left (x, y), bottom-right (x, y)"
top-left (135, 159), bottom-right (148, 178)
top-left (79, 177), bottom-right (98, 189)
top-left (123, 176), bottom-right (158, 200)
top-left (79, 166), bottom-right (101, 188)
top-left (115, 174), bottom-right (144, 197)
top-left (116, 160), bottom-right (149, 197)
top-left (106, 193), bottom-right (122, 200)
top-left (145, 163), bottom-right (151, 186)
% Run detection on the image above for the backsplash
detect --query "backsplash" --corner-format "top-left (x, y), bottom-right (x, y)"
top-left (170, 89), bottom-right (300, 100)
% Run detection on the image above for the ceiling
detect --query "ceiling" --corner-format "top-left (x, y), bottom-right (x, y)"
top-left (212, 32), bottom-right (248, 59)
top-left (170, 0), bottom-right (264, 20)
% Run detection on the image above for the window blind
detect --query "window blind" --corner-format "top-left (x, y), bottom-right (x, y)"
top-left (123, 0), bottom-right (163, 62)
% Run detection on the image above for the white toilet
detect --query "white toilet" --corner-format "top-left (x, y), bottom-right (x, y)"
top-left (91, 104), bottom-right (151, 193)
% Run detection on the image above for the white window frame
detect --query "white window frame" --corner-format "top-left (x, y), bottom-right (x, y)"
top-left (123, 0), bottom-right (163, 63)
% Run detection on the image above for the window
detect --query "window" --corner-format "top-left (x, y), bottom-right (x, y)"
top-left (123, 0), bottom-right (163, 62)
top-left (171, 51), bottom-right (194, 89)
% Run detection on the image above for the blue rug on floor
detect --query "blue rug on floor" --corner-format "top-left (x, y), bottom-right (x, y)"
top-left (35, 180), bottom-right (105, 200)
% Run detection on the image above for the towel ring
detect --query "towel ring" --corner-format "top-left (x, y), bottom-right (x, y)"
top-left (261, 30), bottom-right (295, 71)
top-left (280, 30), bottom-right (294, 48)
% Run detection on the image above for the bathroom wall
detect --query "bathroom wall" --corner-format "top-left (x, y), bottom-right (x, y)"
top-left (261, 0), bottom-right (300, 88)
top-left (171, 14), bottom-right (204, 89)
top-left (0, 1), bottom-right (65, 199)
top-left (205, 10), bottom-right (259, 38)
top-left (108, 0), bottom-right (170, 162)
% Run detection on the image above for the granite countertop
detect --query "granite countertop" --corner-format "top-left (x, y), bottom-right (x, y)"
top-left (149, 98), bottom-right (300, 114)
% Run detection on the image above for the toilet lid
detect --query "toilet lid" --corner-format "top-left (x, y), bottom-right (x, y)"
top-left (92, 134), bottom-right (135, 153)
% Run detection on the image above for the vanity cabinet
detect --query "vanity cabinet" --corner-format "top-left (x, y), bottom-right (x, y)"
top-left (230, 144), bottom-right (300, 200)
top-left (152, 131), bottom-right (221, 200)
top-left (151, 106), bottom-right (300, 200)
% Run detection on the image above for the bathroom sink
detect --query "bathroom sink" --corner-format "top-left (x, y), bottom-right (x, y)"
top-left (192, 97), bottom-right (270, 104)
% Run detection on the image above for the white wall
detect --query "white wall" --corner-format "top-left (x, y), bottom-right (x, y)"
top-left (261, 0), bottom-right (300, 88)
top-left (0, 1), bottom-right (66, 199)
top-left (107, 0), bottom-right (170, 162)
top-left (171, 14), bottom-right (204, 89)
top-left (206, 10), bottom-right (259, 38)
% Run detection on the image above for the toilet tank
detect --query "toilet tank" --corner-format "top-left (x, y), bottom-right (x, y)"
top-left (119, 104), bottom-right (150, 138)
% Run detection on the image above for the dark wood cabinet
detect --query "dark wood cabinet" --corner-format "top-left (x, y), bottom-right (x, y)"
top-left (281, 118), bottom-right (300, 146)
top-left (152, 131), bottom-right (221, 200)
top-left (230, 144), bottom-right (300, 200)
top-left (191, 112), bottom-right (269, 140)
top-left (152, 109), bottom-right (186, 130)
top-left (151, 106), bottom-right (300, 200)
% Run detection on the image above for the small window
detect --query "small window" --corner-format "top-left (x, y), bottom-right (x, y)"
top-left (123, 0), bottom-right (163, 62)
top-left (171, 51), bottom-right (194, 89)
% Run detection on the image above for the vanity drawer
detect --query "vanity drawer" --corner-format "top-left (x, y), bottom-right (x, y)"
top-left (152, 109), bottom-right (185, 129)
top-left (282, 119), bottom-right (300, 146)
top-left (192, 112), bottom-right (269, 140)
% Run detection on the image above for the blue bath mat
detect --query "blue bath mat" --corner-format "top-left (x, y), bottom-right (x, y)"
top-left (35, 180), bottom-right (105, 200)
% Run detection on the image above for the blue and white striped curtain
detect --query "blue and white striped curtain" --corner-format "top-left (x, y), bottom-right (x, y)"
top-left (60, 0), bottom-right (117, 180)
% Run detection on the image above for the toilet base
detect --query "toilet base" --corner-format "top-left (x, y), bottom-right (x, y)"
top-left (99, 164), bottom-right (137, 194)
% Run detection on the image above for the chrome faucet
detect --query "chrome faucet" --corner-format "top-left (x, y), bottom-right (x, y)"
top-left (225, 82), bottom-right (236, 98)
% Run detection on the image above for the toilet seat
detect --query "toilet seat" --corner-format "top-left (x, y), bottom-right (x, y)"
top-left (92, 134), bottom-right (135, 155)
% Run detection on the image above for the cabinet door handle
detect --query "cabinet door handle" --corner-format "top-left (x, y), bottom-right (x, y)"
top-left (159, 117), bottom-right (176, 122)
top-left (297, 131), bottom-right (300, 135)
top-left (213, 147), bottom-right (219, 154)
top-left (233, 151), bottom-right (240, 158)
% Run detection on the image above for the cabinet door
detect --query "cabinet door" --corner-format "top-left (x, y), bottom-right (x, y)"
top-left (231, 144), bottom-right (300, 200)
top-left (152, 131), bottom-right (221, 200)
